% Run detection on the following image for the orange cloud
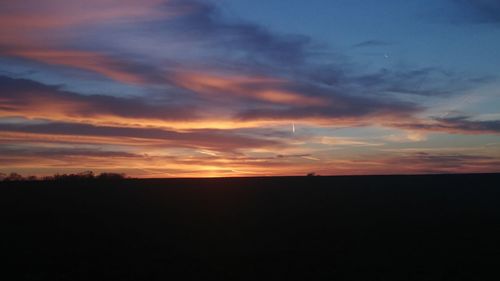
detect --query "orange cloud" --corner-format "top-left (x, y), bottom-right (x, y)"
top-left (0, 0), bottom-right (175, 84)
top-left (6, 49), bottom-right (147, 84)
top-left (0, 1), bottom-right (173, 51)
top-left (173, 72), bottom-right (327, 106)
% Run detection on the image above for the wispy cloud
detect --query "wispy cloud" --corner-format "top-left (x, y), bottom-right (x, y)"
top-left (382, 152), bottom-right (500, 174)
top-left (352, 40), bottom-right (393, 48)
top-left (395, 116), bottom-right (500, 135)
top-left (0, 121), bottom-right (280, 151)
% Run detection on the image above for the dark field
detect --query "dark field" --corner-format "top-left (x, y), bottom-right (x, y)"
top-left (1, 174), bottom-right (500, 280)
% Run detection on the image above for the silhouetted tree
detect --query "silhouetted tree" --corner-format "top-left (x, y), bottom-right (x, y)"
top-left (42, 175), bottom-right (55, 181)
top-left (96, 173), bottom-right (126, 180)
top-left (52, 172), bottom-right (94, 181)
top-left (4, 172), bottom-right (24, 181)
top-left (1, 171), bottom-right (127, 182)
top-left (307, 172), bottom-right (316, 177)
top-left (78, 171), bottom-right (95, 180)
top-left (27, 176), bottom-right (38, 181)
top-left (52, 173), bottom-right (65, 181)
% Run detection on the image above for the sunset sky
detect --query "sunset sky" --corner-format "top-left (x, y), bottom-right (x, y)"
top-left (1, 0), bottom-right (500, 177)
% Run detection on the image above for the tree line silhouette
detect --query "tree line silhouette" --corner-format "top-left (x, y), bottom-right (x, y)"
top-left (0, 171), bottom-right (126, 182)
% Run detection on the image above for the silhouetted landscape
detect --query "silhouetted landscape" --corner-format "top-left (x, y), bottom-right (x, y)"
top-left (2, 173), bottom-right (499, 280)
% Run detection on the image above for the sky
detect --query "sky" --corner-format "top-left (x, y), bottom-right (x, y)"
top-left (1, 0), bottom-right (500, 177)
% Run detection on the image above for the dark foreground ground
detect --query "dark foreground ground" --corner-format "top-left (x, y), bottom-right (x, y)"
top-left (1, 174), bottom-right (500, 281)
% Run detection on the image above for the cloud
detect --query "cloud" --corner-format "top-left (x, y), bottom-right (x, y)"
top-left (396, 116), bottom-right (500, 135)
top-left (317, 137), bottom-right (384, 147)
top-left (1, 0), bottom-right (484, 114)
top-left (0, 0), bottom-right (177, 84)
top-left (160, 0), bottom-right (314, 66)
top-left (2, 49), bottom-right (167, 85)
top-left (0, 146), bottom-right (137, 159)
top-left (236, 82), bottom-right (420, 124)
top-left (352, 40), bottom-right (392, 48)
top-left (0, 75), bottom-right (198, 122)
top-left (171, 72), bottom-right (327, 106)
top-left (436, 116), bottom-right (500, 133)
top-left (0, 0), bottom-right (315, 90)
top-left (0, 0), bottom-right (169, 45)
top-left (315, 151), bottom-right (500, 175)
top-left (0, 72), bottom-right (425, 130)
top-left (451, 0), bottom-right (500, 23)
top-left (349, 67), bottom-right (487, 97)
top-left (0, 121), bottom-right (280, 151)
top-left (0, 0), bottom-right (315, 82)
top-left (0, 0), bottom-right (491, 138)
top-left (383, 152), bottom-right (500, 173)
